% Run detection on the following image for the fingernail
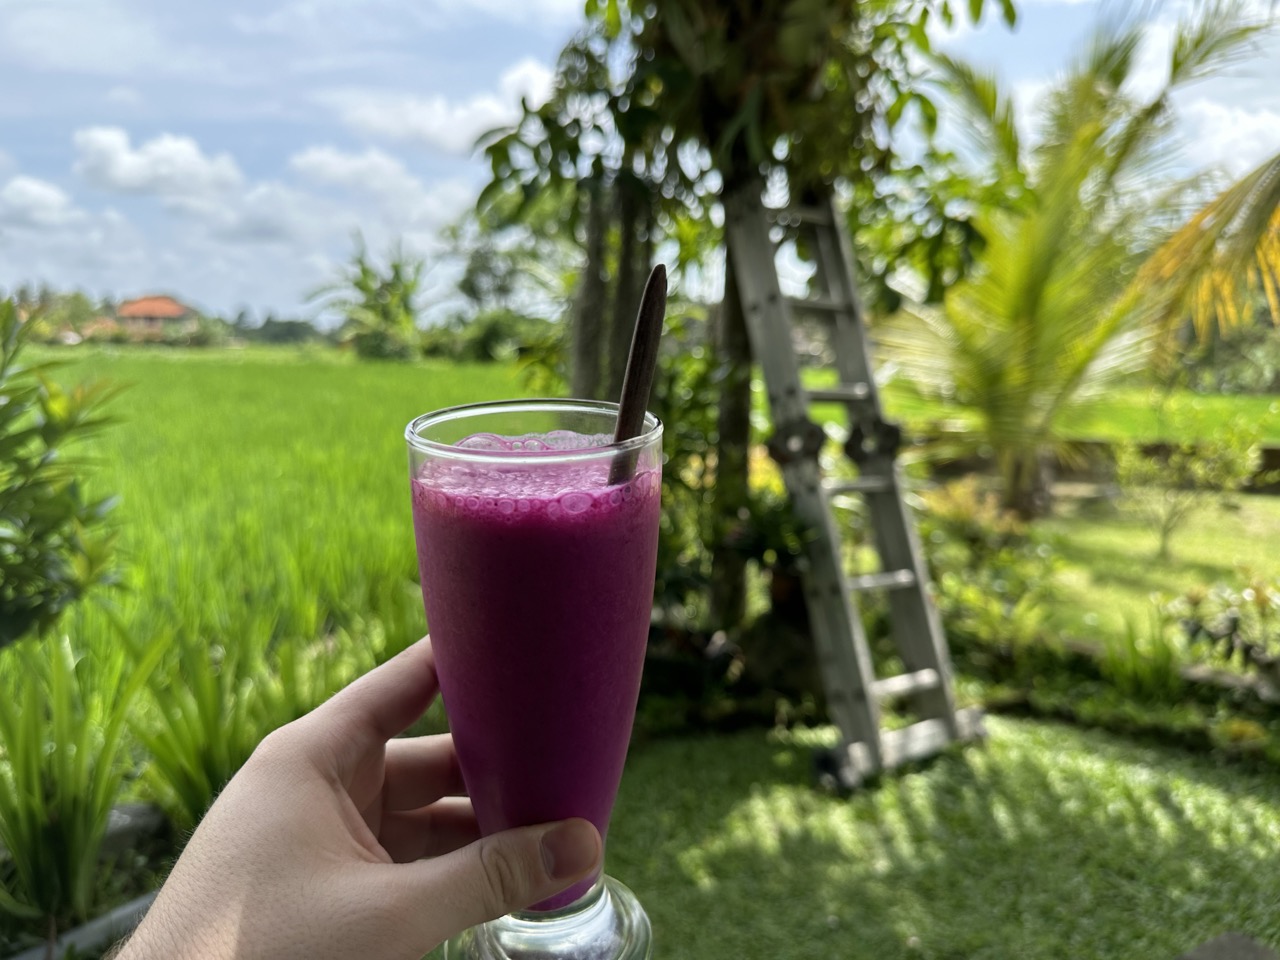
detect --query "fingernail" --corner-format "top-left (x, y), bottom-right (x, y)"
top-left (540, 820), bottom-right (599, 880)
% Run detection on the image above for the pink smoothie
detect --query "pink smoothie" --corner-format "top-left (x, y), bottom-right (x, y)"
top-left (410, 433), bottom-right (661, 910)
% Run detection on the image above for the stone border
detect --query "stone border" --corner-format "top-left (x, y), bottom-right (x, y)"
top-left (5, 891), bottom-right (156, 960)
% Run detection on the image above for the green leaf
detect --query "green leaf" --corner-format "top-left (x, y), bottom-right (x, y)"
top-left (604, 0), bottom-right (622, 38)
top-left (0, 884), bottom-right (41, 920)
top-left (1000, 0), bottom-right (1017, 26)
top-left (969, 0), bottom-right (984, 24)
top-left (918, 94), bottom-right (939, 137)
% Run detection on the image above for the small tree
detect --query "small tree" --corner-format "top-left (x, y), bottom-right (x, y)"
top-left (0, 300), bottom-right (119, 648)
top-left (1115, 412), bottom-right (1263, 561)
top-left (316, 239), bottom-right (425, 360)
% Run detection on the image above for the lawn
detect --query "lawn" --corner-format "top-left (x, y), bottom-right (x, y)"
top-left (1040, 494), bottom-right (1280, 641)
top-left (25, 345), bottom-right (1280, 959)
top-left (871, 378), bottom-right (1280, 444)
top-left (603, 716), bottom-right (1280, 960)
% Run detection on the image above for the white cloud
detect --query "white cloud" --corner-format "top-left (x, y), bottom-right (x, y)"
top-left (320, 57), bottom-right (554, 154)
top-left (291, 145), bottom-right (469, 216)
top-left (0, 0), bottom-right (211, 76)
top-left (290, 145), bottom-right (424, 196)
top-left (499, 57), bottom-right (556, 106)
top-left (1182, 98), bottom-right (1280, 177)
top-left (73, 127), bottom-right (244, 198)
top-left (0, 176), bottom-right (84, 229)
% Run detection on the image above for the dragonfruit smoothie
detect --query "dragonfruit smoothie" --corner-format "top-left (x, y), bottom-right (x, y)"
top-left (409, 426), bottom-right (661, 911)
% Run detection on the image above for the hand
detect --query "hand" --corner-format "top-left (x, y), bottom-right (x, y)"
top-left (117, 637), bottom-right (602, 960)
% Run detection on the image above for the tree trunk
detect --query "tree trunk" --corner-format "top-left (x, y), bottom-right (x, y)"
top-left (607, 180), bottom-right (648, 401)
top-left (710, 240), bottom-right (752, 631)
top-left (1002, 449), bottom-right (1053, 520)
top-left (571, 182), bottom-right (608, 400)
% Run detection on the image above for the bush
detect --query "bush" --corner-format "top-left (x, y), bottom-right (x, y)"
top-left (0, 301), bottom-right (119, 648)
top-left (1115, 413), bottom-right (1263, 561)
top-left (0, 634), bottom-right (162, 951)
top-left (421, 310), bottom-right (560, 364)
top-left (1183, 321), bottom-right (1280, 394)
top-left (648, 318), bottom-right (721, 624)
top-left (1163, 579), bottom-right (1280, 688)
top-left (917, 477), bottom-right (1060, 659)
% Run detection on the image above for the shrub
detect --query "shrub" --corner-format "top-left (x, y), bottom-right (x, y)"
top-left (422, 309), bottom-right (559, 364)
top-left (126, 615), bottom-right (394, 830)
top-left (917, 477), bottom-right (1060, 659)
top-left (0, 634), bottom-right (162, 953)
top-left (1115, 413), bottom-right (1263, 561)
top-left (1100, 614), bottom-right (1186, 703)
top-left (1164, 579), bottom-right (1280, 689)
top-left (316, 240), bottom-right (424, 361)
top-left (648, 319), bottom-right (721, 624)
top-left (0, 300), bottom-right (119, 648)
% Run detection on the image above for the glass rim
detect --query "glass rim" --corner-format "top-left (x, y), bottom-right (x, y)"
top-left (405, 398), bottom-right (663, 464)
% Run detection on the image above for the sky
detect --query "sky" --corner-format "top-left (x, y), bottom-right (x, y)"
top-left (1, 0), bottom-right (1277, 323)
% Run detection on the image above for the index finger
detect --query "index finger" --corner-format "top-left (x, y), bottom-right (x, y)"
top-left (301, 636), bottom-right (439, 781)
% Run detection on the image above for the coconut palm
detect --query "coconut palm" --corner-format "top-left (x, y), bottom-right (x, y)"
top-left (314, 238), bottom-right (425, 361)
top-left (879, 0), bottom-right (1280, 517)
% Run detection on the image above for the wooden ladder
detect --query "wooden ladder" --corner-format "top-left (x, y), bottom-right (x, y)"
top-left (723, 181), bottom-right (984, 790)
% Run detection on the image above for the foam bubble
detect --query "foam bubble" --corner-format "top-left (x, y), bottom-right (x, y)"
top-left (451, 430), bottom-right (614, 453)
top-left (561, 492), bottom-right (592, 515)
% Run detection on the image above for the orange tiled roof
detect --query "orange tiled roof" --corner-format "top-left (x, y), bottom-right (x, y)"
top-left (117, 296), bottom-right (190, 319)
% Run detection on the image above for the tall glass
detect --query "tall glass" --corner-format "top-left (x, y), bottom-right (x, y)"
top-left (406, 399), bottom-right (662, 960)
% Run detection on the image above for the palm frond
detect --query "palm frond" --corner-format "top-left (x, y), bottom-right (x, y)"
top-left (1137, 152), bottom-right (1280, 343)
top-left (930, 52), bottom-right (1023, 178)
top-left (1170, 0), bottom-right (1272, 85)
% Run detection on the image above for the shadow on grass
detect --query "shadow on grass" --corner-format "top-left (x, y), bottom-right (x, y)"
top-left (608, 718), bottom-right (1280, 960)
top-left (1051, 533), bottom-right (1231, 598)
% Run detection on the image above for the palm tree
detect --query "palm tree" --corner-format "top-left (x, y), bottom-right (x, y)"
top-left (315, 238), bottom-right (425, 360)
top-left (880, 0), bottom-right (1280, 517)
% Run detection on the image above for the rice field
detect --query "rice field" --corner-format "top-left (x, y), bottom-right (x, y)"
top-left (74, 345), bottom-right (528, 649)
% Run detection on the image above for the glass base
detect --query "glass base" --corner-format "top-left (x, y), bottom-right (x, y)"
top-left (443, 875), bottom-right (652, 960)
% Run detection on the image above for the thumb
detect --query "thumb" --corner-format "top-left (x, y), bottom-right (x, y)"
top-left (390, 818), bottom-right (602, 948)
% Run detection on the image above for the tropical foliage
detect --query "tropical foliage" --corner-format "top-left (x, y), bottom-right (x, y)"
top-left (0, 634), bottom-right (161, 956)
top-left (315, 240), bottom-right (425, 360)
top-left (0, 300), bottom-right (119, 648)
top-left (880, 1), bottom-right (1280, 515)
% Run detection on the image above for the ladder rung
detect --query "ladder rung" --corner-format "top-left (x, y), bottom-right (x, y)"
top-left (872, 668), bottom-right (941, 701)
top-left (848, 569), bottom-right (916, 592)
top-left (808, 384), bottom-right (872, 404)
top-left (824, 476), bottom-right (893, 496)
top-left (879, 708), bottom-right (986, 770)
top-left (785, 295), bottom-right (847, 315)
top-left (833, 708), bottom-right (985, 786)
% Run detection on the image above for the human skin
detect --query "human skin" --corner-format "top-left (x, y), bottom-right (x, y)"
top-left (114, 637), bottom-right (602, 960)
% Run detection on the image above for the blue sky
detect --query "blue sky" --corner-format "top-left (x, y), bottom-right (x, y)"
top-left (1, 0), bottom-right (1277, 320)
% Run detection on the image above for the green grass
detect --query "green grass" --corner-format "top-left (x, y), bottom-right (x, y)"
top-left (1039, 494), bottom-right (1280, 640)
top-left (604, 716), bottom-right (1280, 960)
top-left (878, 380), bottom-right (1280, 444)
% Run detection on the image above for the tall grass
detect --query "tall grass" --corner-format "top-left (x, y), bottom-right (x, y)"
top-left (0, 631), bottom-right (162, 957)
